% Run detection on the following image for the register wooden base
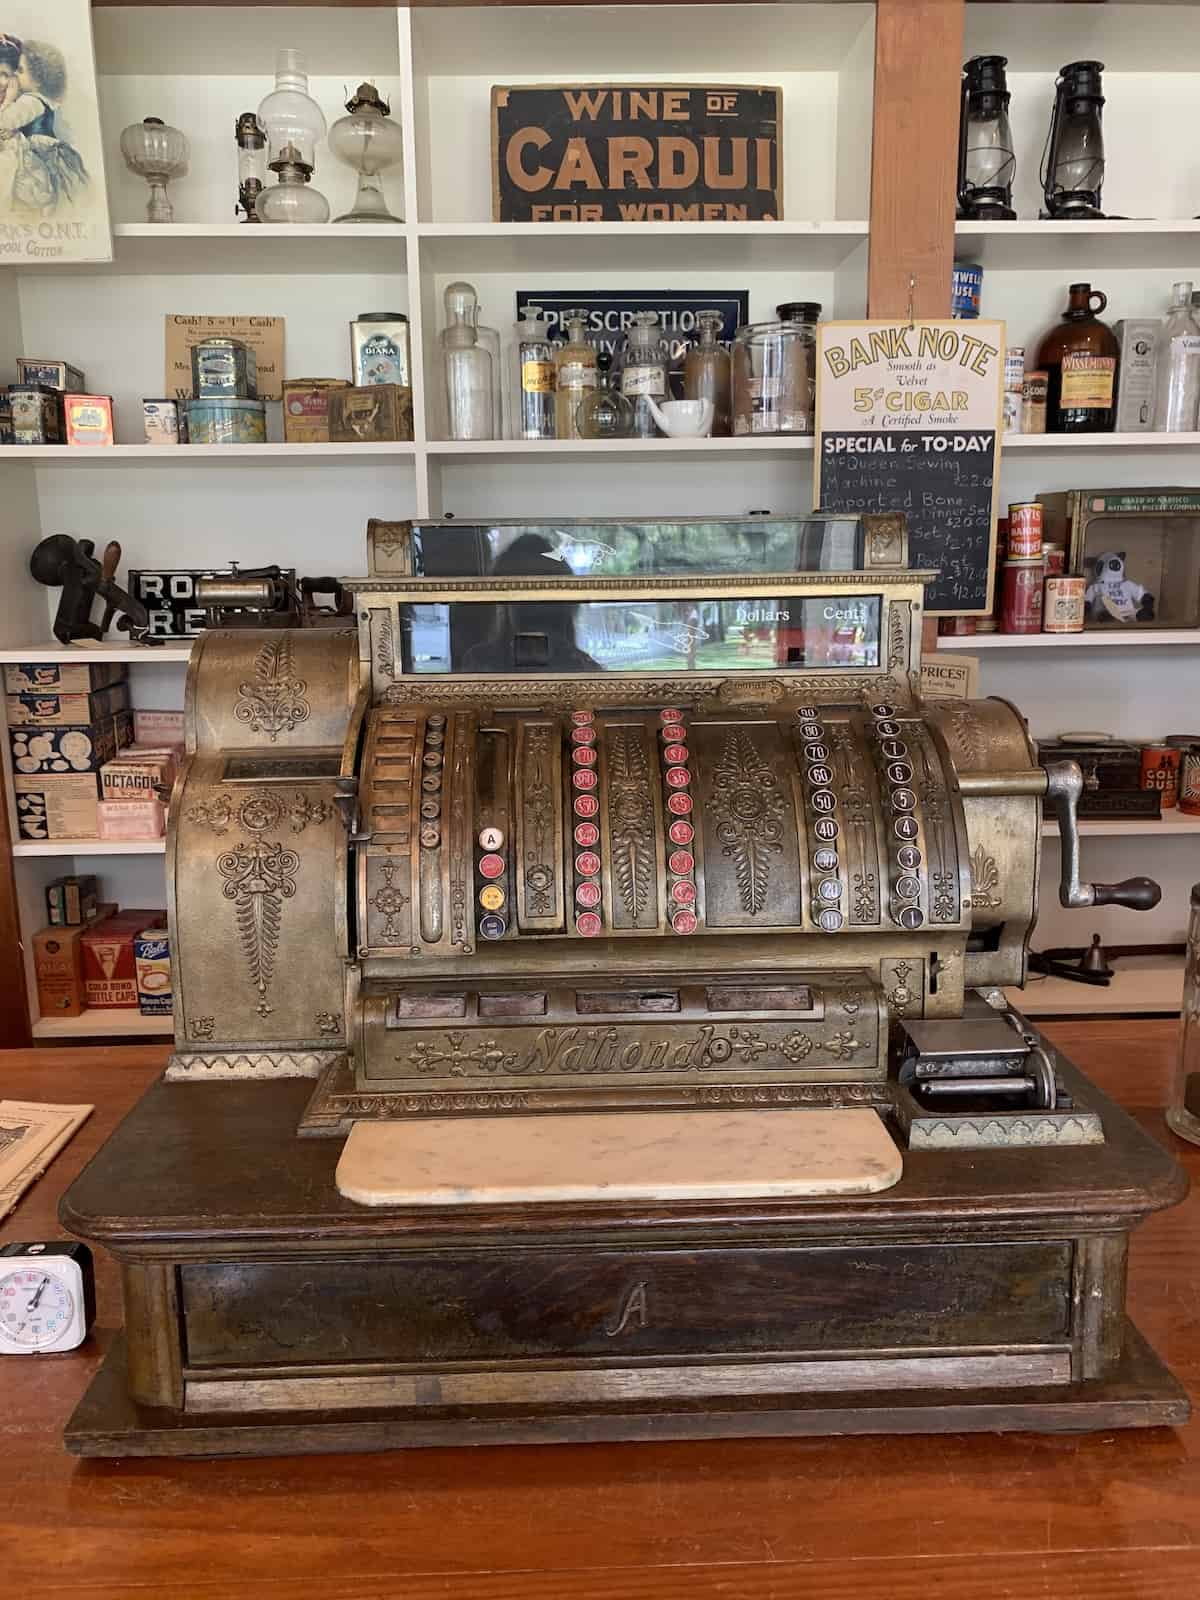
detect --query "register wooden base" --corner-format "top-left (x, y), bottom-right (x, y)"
top-left (60, 1062), bottom-right (1190, 1460)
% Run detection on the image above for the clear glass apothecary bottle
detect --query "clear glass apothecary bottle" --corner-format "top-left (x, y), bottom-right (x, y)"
top-left (683, 309), bottom-right (731, 437)
top-left (555, 309), bottom-right (597, 441)
top-left (1167, 882), bottom-right (1200, 1147)
top-left (442, 283), bottom-right (494, 441)
top-left (576, 352), bottom-right (634, 440)
top-left (620, 311), bottom-right (670, 439)
top-left (731, 302), bottom-right (820, 437)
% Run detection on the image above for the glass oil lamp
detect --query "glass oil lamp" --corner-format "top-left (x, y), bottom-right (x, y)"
top-left (256, 142), bottom-right (331, 224)
top-left (235, 111), bottom-right (267, 223)
top-left (957, 55), bottom-right (1016, 221)
top-left (119, 117), bottom-right (189, 224)
top-left (1041, 60), bottom-right (1106, 219)
top-left (329, 82), bottom-right (404, 223)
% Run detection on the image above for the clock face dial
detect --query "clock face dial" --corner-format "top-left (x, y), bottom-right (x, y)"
top-left (0, 1267), bottom-right (75, 1348)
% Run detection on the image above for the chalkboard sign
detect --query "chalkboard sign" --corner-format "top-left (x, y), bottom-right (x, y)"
top-left (492, 85), bottom-right (781, 223)
top-left (814, 320), bottom-right (1005, 615)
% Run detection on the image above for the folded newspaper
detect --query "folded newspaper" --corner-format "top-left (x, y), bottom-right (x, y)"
top-left (0, 1101), bottom-right (93, 1220)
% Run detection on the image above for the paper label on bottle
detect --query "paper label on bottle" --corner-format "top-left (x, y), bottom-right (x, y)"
top-left (621, 366), bottom-right (667, 398)
top-left (1060, 353), bottom-right (1115, 408)
top-left (522, 360), bottom-right (556, 393)
top-left (1173, 336), bottom-right (1200, 357)
top-left (558, 362), bottom-right (596, 390)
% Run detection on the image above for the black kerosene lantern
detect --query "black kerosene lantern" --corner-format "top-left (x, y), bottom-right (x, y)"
top-left (1041, 60), bottom-right (1106, 219)
top-left (957, 55), bottom-right (1016, 220)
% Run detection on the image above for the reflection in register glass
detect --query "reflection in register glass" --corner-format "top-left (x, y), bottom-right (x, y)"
top-left (401, 595), bottom-right (883, 674)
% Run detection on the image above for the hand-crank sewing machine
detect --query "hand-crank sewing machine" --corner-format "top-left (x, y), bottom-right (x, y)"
top-left (61, 513), bottom-right (1189, 1457)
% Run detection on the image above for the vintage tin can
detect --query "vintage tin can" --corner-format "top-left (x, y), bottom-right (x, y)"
top-left (63, 393), bottom-right (114, 446)
top-left (1179, 748), bottom-right (1200, 815)
top-left (17, 357), bottom-right (86, 392)
top-left (1042, 574), bottom-right (1086, 633)
top-left (142, 399), bottom-right (181, 445)
top-left (351, 312), bottom-right (411, 388)
top-left (1001, 558), bottom-right (1044, 633)
top-left (1003, 346), bottom-right (1024, 432)
top-left (938, 616), bottom-right (976, 636)
top-left (1007, 501), bottom-right (1044, 559)
top-left (951, 263), bottom-right (983, 319)
top-left (1021, 370), bottom-right (1048, 434)
top-left (1141, 743), bottom-right (1182, 809)
top-left (190, 337), bottom-right (258, 400)
top-left (328, 383), bottom-right (413, 443)
top-left (282, 378), bottom-right (350, 445)
top-left (9, 383), bottom-right (63, 444)
top-left (974, 617), bottom-right (999, 633)
top-left (0, 396), bottom-right (12, 444)
top-left (1043, 542), bottom-right (1066, 577)
top-left (134, 926), bottom-right (173, 1016)
top-left (185, 397), bottom-right (267, 445)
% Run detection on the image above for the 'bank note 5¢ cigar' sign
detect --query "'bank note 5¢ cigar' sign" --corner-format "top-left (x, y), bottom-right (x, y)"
top-left (492, 85), bottom-right (782, 222)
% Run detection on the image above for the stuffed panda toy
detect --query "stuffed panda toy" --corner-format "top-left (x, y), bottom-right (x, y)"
top-left (1084, 551), bottom-right (1156, 623)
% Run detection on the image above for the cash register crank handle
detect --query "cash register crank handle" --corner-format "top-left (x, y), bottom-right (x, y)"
top-left (956, 761), bottom-right (1162, 913)
top-left (332, 776), bottom-right (371, 844)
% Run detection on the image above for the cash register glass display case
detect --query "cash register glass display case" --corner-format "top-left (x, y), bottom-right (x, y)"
top-left (59, 512), bottom-right (1189, 1459)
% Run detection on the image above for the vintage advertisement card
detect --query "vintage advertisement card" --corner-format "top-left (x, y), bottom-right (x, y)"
top-left (0, 0), bottom-right (112, 264)
top-left (0, 1099), bottom-right (93, 1219)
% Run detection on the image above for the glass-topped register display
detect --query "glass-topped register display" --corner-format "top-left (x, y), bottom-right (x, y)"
top-left (402, 594), bottom-right (883, 675)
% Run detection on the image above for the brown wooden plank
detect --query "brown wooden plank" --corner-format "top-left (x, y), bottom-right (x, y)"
top-left (0, 757), bottom-right (30, 1046)
top-left (867, 0), bottom-right (964, 318)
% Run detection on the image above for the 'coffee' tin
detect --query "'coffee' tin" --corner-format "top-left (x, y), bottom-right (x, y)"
top-left (1042, 574), bottom-right (1086, 633)
top-left (1001, 558), bottom-right (1044, 634)
top-left (1007, 501), bottom-right (1044, 559)
top-left (185, 397), bottom-right (267, 445)
top-left (951, 263), bottom-right (983, 319)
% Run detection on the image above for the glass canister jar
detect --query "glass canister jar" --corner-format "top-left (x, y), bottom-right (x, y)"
top-left (1167, 882), bottom-right (1200, 1147)
top-left (732, 302), bottom-right (820, 436)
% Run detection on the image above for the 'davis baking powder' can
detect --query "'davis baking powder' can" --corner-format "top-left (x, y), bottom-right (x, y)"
top-left (1007, 501), bottom-right (1044, 559)
top-left (1042, 574), bottom-right (1086, 633)
top-left (1001, 559), bottom-right (1044, 634)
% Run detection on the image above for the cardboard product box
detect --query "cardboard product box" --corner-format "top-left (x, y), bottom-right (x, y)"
top-left (34, 905), bottom-right (116, 1017)
top-left (4, 661), bottom-right (127, 694)
top-left (134, 927), bottom-right (172, 1016)
top-left (328, 383), bottom-right (413, 443)
top-left (13, 773), bottom-right (99, 841)
top-left (81, 908), bottom-right (163, 1009)
top-left (97, 798), bottom-right (166, 841)
top-left (6, 680), bottom-right (130, 727)
top-left (9, 711), bottom-right (128, 776)
top-left (100, 747), bottom-right (177, 801)
top-left (46, 874), bottom-right (100, 927)
top-left (1114, 319), bottom-right (1160, 432)
top-left (133, 708), bottom-right (185, 748)
top-left (63, 393), bottom-right (115, 446)
top-left (282, 378), bottom-right (350, 444)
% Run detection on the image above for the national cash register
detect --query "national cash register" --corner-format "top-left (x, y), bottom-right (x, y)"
top-left (61, 512), bottom-right (1190, 1457)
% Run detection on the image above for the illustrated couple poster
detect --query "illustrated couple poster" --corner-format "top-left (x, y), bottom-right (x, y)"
top-left (0, 0), bottom-right (112, 264)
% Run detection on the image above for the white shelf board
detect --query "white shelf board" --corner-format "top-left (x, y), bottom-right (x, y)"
top-left (427, 436), bottom-right (815, 460)
top-left (1003, 431), bottom-right (1200, 451)
top-left (13, 839), bottom-right (165, 858)
top-left (4, 443), bottom-right (417, 464)
top-left (0, 643), bottom-right (191, 663)
top-left (957, 219), bottom-right (1200, 270)
top-left (32, 1010), bottom-right (172, 1040)
top-left (30, 222), bottom-right (410, 277)
top-left (417, 220), bottom-right (869, 272)
top-left (1042, 811), bottom-right (1200, 838)
top-left (1007, 956), bottom-right (1183, 1018)
top-left (938, 630), bottom-right (1200, 650)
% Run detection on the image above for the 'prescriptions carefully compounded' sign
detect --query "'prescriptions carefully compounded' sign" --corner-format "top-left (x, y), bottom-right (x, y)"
top-left (814, 320), bottom-right (1006, 614)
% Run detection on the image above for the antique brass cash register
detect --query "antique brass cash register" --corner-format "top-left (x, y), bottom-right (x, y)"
top-left (62, 513), bottom-right (1189, 1457)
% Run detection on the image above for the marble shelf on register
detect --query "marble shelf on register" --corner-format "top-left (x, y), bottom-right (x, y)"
top-left (337, 1107), bottom-right (903, 1207)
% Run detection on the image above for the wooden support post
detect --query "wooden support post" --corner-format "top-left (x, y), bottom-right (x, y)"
top-left (868, 0), bottom-right (965, 320)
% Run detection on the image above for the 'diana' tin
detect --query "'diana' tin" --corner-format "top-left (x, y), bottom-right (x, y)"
top-left (190, 337), bottom-right (258, 400)
top-left (184, 397), bottom-right (266, 445)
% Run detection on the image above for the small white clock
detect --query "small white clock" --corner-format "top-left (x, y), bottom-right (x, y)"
top-left (0, 1242), bottom-right (94, 1354)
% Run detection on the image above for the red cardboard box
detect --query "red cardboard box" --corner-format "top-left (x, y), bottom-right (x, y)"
top-left (35, 905), bottom-right (117, 1017)
top-left (80, 907), bottom-right (162, 1009)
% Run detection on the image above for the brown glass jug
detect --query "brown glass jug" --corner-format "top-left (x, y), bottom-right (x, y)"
top-left (1036, 282), bottom-right (1119, 433)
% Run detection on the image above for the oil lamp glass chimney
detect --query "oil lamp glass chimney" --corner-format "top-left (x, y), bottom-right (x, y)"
top-left (1041, 60), bottom-right (1106, 220)
top-left (957, 55), bottom-right (1016, 221)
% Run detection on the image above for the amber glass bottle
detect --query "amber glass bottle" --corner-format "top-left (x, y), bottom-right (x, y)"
top-left (1036, 282), bottom-right (1119, 433)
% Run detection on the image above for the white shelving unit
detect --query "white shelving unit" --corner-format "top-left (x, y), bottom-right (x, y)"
top-left (2, 1), bottom-right (1198, 1024)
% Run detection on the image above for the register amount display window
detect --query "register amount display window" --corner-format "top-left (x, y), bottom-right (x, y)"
top-left (400, 596), bottom-right (883, 674)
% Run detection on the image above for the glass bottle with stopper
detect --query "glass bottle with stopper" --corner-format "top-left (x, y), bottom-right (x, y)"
top-left (443, 282), bottom-right (494, 441)
top-left (576, 352), bottom-right (634, 440)
top-left (555, 309), bottom-right (597, 441)
top-left (235, 112), bottom-right (266, 223)
top-left (443, 281), bottom-right (502, 438)
top-left (256, 49), bottom-right (328, 223)
top-left (1035, 282), bottom-right (1118, 433)
top-left (119, 117), bottom-right (189, 224)
top-left (1153, 281), bottom-right (1200, 433)
top-left (328, 82), bottom-right (404, 223)
top-left (620, 311), bottom-right (670, 439)
top-left (514, 305), bottom-right (556, 441)
top-left (683, 309), bottom-right (732, 436)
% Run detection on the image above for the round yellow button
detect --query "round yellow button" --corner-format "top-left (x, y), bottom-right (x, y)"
top-left (479, 884), bottom-right (505, 911)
